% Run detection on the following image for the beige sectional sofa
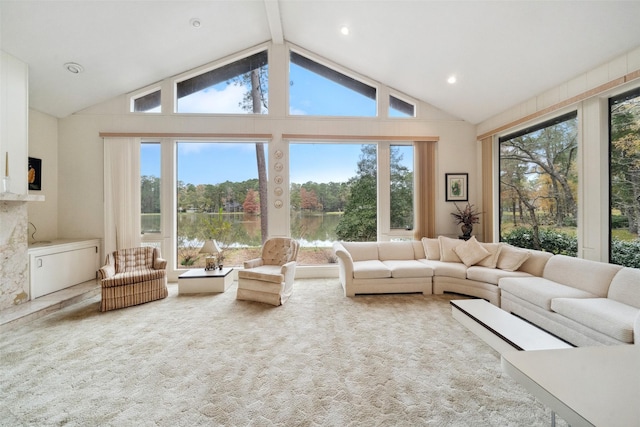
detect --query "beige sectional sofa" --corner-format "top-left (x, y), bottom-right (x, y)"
top-left (333, 237), bottom-right (640, 347)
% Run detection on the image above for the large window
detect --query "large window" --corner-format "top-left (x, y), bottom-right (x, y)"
top-left (176, 142), bottom-right (268, 268)
top-left (609, 87), bottom-right (640, 268)
top-left (499, 112), bottom-right (578, 255)
top-left (390, 144), bottom-right (414, 230)
top-left (176, 50), bottom-right (268, 114)
top-left (289, 51), bottom-right (377, 117)
top-left (141, 142), bottom-right (161, 234)
top-left (289, 142), bottom-right (414, 265)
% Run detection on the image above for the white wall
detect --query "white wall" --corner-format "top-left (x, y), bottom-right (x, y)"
top-left (28, 109), bottom-right (58, 241)
top-left (47, 42), bottom-right (479, 276)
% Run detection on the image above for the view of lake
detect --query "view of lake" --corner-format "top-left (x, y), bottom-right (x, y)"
top-left (142, 212), bottom-right (342, 247)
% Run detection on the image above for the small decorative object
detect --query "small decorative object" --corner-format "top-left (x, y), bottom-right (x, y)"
top-left (445, 173), bottom-right (468, 202)
top-left (3, 152), bottom-right (10, 193)
top-left (28, 157), bottom-right (42, 191)
top-left (451, 202), bottom-right (481, 239)
top-left (199, 239), bottom-right (222, 271)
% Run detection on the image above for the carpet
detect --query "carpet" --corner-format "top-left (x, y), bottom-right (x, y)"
top-left (0, 279), bottom-right (565, 426)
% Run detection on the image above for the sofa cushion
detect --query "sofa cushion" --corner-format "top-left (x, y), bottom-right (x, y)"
top-left (608, 267), bottom-right (640, 308)
top-left (101, 268), bottom-right (165, 287)
top-left (438, 236), bottom-right (464, 263)
top-left (551, 297), bottom-right (639, 343)
top-left (412, 240), bottom-right (426, 259)
top-left (543, 254), bottom-right (622, 297)
top-left (517, 249), bottom-right (553, 276)
top-left (114, 247), bottom-right (155, 273)
top-left (476, 243), bottom-right (502, 268)
top-left (453, 236), bottom-right (490, 266)
top-left (378, 241), bottom-right (415, 261)
top-left (352, 260), bottom-right (392, 279)
top-left (499, 277), bottom-right (598, 311)
top-left (382, 260), bottom-right (434, 278)
top-left (342, 242), bottom-right (379, 262)
top-left (420, 260), bottom-right (467, 279)
top-left (496, 245), bottom-right (530, 271)
top-left (421, 238), bottom-right (441, 260)
top-left (466, 266), bottom-right (531, 285)
top-left (237, 265), bottom-right (283, 284)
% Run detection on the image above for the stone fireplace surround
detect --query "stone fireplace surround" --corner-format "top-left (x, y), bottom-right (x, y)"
top-left (0, 193), bottom-right (44, 311)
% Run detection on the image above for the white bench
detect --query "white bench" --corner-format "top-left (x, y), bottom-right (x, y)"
top-left (451, 299), bottom-right (573, 354)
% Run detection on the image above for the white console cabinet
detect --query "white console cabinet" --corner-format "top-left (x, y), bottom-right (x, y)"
top-left (28, 239), bottom-right (100, 299)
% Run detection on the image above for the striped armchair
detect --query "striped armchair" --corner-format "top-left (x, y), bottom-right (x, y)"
top-left (99, 247), bottom-right (168, 312)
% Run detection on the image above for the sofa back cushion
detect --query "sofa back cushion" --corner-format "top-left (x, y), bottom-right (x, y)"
top-left (517, 249), bottom-right (553, 276)
top-left (412, 240), bottom-right (426, 259)
top-left (421, 238), bottom-right (441, 260)
top-left (114, 247), bottom-right (155, 273)
top-left (476, 243), bottom-right (502, 268)
top-left (342, 242), bottom-right (379, 262)
top-left (378, 241), bottom-right (415, 261)
top-left (543, 254), bottom-right (623, 297)
top-left (496, 244), bottom-right (530, 271)
top-left (608, 267), bottom-right (640, 308)
top-left (438, 236), bottom-right (464, 263)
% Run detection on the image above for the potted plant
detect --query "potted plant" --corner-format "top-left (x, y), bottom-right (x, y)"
top-left (451, 202), bottom-right (481, 239)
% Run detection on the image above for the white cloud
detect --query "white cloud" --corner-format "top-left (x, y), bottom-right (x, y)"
top-left (177, 84), bottom-right (247, 114)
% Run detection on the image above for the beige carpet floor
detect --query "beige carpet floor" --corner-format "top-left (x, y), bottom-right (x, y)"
top-left (0, 279), bottom-right (566, 426)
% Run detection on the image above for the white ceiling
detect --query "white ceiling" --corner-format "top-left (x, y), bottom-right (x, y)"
top-left (2, 0), bottom-right (640, 124)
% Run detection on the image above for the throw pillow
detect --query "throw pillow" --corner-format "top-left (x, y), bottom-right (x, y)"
top-left (421, 237), bottom-right (441, 260)
top-left (497, 245), bottom-right (531, 271)
top-left (476, 243), bottom-right (503, 268)
top-left (438, 236), bottom-right (464, 263)
top-left (453, 236), bottom-right (490, 267)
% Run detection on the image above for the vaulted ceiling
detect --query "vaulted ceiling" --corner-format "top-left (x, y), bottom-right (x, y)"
top-left (2, 0), bottom-right (640, 124)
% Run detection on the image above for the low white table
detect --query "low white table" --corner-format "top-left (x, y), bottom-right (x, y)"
top-left (178, 268), bottom-right (234, 294)
top-left (502, 345), bottom-right (640, 427)
top-left (451, 299), bottom-right (572, 354)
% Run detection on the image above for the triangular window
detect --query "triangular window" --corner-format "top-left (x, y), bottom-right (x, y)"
top-left (289, 51), bottom-right (377, 117)
top-left (176, 50), bottom-right (268, 114)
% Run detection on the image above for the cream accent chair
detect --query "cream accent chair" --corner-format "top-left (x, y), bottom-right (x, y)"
top-left (99, 246), bottom-right (168, 312)
top-left (236, 237), bottom-right (300, 306)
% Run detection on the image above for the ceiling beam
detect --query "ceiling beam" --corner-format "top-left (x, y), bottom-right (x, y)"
top-left (263, 0), bottom-right (284, 44)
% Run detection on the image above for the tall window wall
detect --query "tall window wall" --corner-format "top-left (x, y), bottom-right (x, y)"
top-left (289, 142), bottom-right (414, 265)
top-left (175, 142), bottom-right (267, 268)
top-left (609, 87), bottom-right (640, 268)
top-left (499, 112), bottom-right (579, 255)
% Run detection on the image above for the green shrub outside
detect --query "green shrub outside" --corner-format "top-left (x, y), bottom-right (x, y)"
top-left (501, 227), bottom-right (578, 256)
top-left (502, 227), bottom-right (640, 268)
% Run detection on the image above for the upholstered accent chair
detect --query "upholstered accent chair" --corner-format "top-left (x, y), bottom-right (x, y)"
top-left (99, 246), bottom-right (168, 312)
top-left (236, 237), bottom-right (300, 306)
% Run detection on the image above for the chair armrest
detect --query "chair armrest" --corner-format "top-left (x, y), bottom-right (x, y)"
top-left (634, 311), bottom-right (640, 345)
top-left (244, 258), bottom-right (264, 269)
top-left (281, 261), bottom-right (297, 283)
top-left (154, 257), bottom-right (167, 270)
top-left (99, 265), bottom-right (115, 280)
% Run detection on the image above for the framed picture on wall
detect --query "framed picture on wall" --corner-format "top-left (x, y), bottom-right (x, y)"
top-left (28, 157), bottom-right (42, 191)
top-left (445, 173), bottom-right (467, 202)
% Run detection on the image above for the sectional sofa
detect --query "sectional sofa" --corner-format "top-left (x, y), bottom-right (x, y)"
top-left (333, 236), bottom-right (640, 347)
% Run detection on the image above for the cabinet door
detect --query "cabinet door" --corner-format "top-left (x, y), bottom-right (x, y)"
top-left (31, 246), bottom-right (97, 299)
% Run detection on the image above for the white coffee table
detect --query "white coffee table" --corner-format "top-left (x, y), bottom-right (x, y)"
top-left (502, 345), bottom-right (640, 427)
top-left (178, 268), bottom-right (234, 294)
top-left (451, 299), bottom-right (572, 354)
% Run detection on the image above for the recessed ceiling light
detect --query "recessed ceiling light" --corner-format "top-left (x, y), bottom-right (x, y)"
top-left (340, 26), bottom-right (350, 36)
top-left (190, 18), bottom-right (201, 28)
top-left (64, 62), bottom-right (84, 74)
top-left (447, 75), bottom-right (457, 84)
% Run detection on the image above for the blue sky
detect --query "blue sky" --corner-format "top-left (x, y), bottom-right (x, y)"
top-left (141, 61), bottom-right (412, 185)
